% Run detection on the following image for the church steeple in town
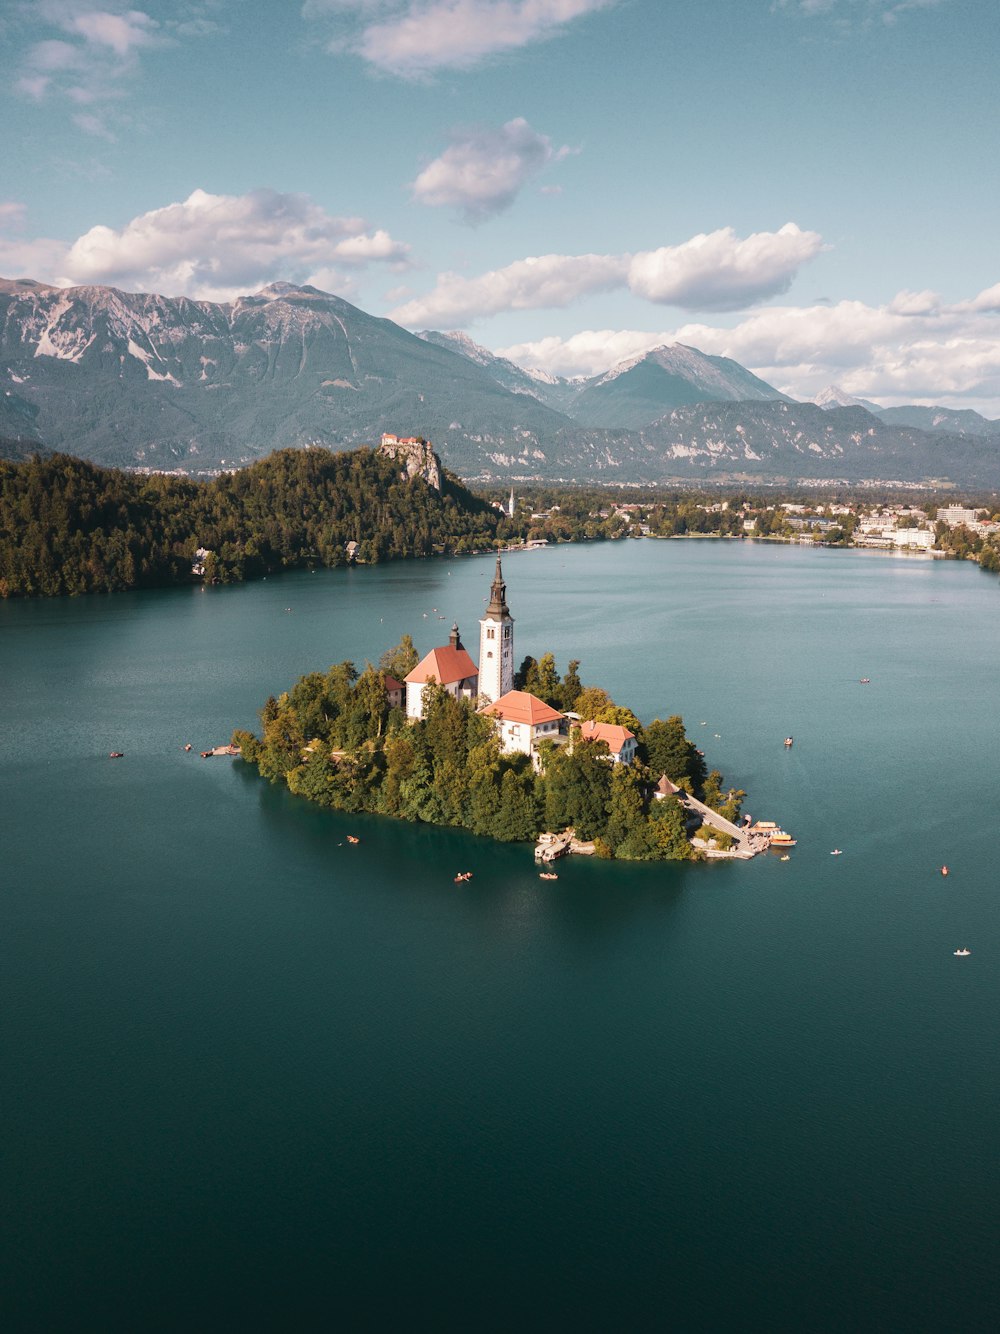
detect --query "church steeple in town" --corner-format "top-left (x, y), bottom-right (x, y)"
top-left (478, 554), bottom-right (514, 706)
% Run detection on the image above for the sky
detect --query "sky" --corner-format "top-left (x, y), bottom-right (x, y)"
top-left (2, 0), bottom-right (999, 410)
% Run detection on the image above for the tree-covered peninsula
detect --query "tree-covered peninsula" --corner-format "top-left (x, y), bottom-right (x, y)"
top-left (0, 445), bottom-right (519, 598)
top-left (233, 647), bottom-right (744, 861)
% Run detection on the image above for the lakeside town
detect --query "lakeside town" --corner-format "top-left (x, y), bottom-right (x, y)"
top-left (498, 490), bottom-right (1000, 573)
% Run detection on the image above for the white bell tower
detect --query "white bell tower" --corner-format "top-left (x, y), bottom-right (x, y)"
top-left (478, 555), bottom-right (514, 705)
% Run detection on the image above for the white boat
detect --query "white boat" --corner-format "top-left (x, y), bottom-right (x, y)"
top-left (830, 849), bottom-right (843, 855)
top-left (954, 948), bottom-right (971, 956)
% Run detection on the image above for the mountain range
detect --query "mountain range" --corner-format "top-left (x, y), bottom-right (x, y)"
top-left (2, 276), bottom-right (999, 486)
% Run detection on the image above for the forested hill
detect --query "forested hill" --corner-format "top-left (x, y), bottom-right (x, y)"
top-left (0, 447), bottom-right (516, 598)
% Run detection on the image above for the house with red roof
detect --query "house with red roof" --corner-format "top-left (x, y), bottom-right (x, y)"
top-left (479, 689), bottom-right (566, 767)
top-left (404, 624), bottom-right (479, 719)
top-left (578, 719), bottom-right (637, 765)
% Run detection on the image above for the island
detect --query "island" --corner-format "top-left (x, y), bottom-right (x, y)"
top-left (233, 557), bottom-right (770, 863)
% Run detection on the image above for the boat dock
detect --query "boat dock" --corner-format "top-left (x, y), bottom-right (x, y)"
top-left (535, 830), bottom-right (574, 862)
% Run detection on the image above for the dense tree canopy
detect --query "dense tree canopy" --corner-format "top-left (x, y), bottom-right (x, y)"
top-left (237, 649), bottom-right (739, 861)
top-left (0, 447), bottom-right (516, 598)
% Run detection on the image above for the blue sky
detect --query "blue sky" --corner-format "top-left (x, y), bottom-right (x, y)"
top-left (3, 0), bottom-right (999, 409)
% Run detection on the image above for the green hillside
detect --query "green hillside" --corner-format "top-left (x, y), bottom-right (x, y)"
top-left (0, 446), bottom-right (515, 598)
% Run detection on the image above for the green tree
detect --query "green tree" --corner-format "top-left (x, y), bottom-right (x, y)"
top-left (605, 764), bottom-right (647, 852)
top-left (493, 766), bottom-right (541, 841)
top-left (543, 741), bottom-right (612, 840)
top-left (648, 795), bottom-right (698, 860)
top-left (379, 633), bottom-right (418, 680)
top-left (573, 685), bottom-right (613, 720)
top-left (644, 716), bottom-right (706, 793)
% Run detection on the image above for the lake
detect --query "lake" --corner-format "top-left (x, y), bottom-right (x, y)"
top-left (2, 538), bottom-right (999, 1332)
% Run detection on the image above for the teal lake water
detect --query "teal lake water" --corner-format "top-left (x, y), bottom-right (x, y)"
top-left (3, 539), bottom-right (999, 1332)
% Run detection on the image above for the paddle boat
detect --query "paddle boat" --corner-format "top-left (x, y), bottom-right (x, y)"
top-left (953, 948), bottom-right (971, 957)
top-left (830, 849), bottom-right (843, 856)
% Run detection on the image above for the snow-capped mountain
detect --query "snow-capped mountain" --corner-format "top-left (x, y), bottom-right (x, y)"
top-left (0, 278), bottom-right (573, 471)
top-left (813, 385), bottom-right (882, 412)
top-left (3, 276), bottom-right (999, 485)
top-left (565, 344), bottom-right (789, 429)
top-left (417, 329), bottom-right (562, 394)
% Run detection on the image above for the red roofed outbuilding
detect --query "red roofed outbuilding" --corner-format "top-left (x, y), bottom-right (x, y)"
top-left (479, 689), bottom-right (566, 766)
top-left (578, 719), bottom-right (637, 765)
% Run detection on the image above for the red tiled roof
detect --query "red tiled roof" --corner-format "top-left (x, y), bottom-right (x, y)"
top-left (404, 645), bottom-right (478, 687)
top-left (384, 676), bottom-right (403, 692)
top-left (579, 720), bottom-right (635, 754)
top-left (480, 690), bottom-right (563, 727)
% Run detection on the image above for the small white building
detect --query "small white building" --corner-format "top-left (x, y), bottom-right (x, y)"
top-left (404, 625), bottom-right (479, 719)
top-left (479, 690), bottom-right (565, 766)
top-left (578, 720), bottom-right (637, 765)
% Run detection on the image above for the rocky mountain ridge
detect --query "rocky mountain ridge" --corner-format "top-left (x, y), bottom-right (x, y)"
top-left (3, 276), bottom-right (999, 486)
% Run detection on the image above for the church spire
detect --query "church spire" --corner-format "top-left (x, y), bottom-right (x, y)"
top-left (478, 553), bottom-right (514, 706)
top-left (486, 555), bottom-right (508, 617)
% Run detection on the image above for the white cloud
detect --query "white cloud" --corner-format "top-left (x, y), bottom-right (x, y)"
top-left (66, 8), bottom-right (162, 56)
top-left (0, 202), bottom-right (29, 230)
top-left (498, 329), bottom-right (677, 377)
top-left (0, 233), bottom-right (73, 282)
top-left (773, 0), bottom-right (945, 27)
top-left (390, 223), bottom-right (825, 326)
top-left (887, 288), bottom-right (941, 316)
top-left (304, 0), bottom-right (616, 77)
top-left (412, 118), bottom-right (570, 223)
top-left (495, 287), bottom-right (1000, 413)
top-left (967, 281), bottom-right (1000, 314)
top-left (628, 224), bottom-right (825, 311)
top-left (0, 188), bottom-right (410, 303)
top-left (13, 3), bottom-right (213, 134)
top-left (389, 252), bottom-right (628, 326)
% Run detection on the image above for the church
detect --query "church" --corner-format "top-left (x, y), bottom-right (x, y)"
top-left (403, 555), bottom-right (635, 768)
top-left (404, 555), bottom-right (514, 719)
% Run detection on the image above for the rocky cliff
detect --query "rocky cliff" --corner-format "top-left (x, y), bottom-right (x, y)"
top-left (376, 433), bottom-right (442, 491)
